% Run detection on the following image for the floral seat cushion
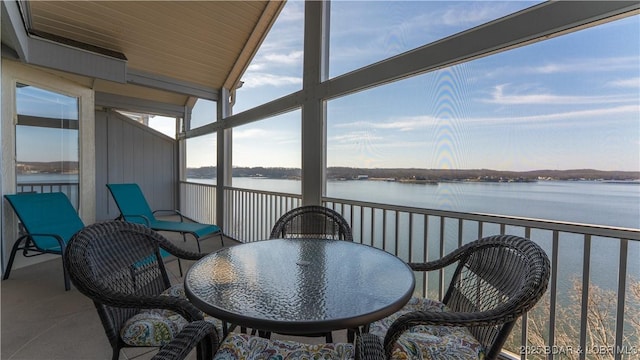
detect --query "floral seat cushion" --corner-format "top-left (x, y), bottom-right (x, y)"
top-left (369, 297), bottom-right (486, 360)
top-left (214, 333), bottom-right (355, 360)
top-left (120, 284), bottom-right (222, 347)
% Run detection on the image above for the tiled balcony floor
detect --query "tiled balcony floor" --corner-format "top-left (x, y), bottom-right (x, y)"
top-left (1, 230), bottom-right (348, 360)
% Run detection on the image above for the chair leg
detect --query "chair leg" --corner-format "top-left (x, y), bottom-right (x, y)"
top-left (347, 329), bottom-right (356, 343)
top-left (60, 251), bottom-right (71, 291)
top-left (2, 235), bottom-right (27, 281)
top-left (182, 233), bottom-right (202, 253)
top-left (219, 233), bottom-right (224, 247)
top-left (256, 330), bottom-right (271, 338)
top-left (325, 332), bottom-right (333, 343)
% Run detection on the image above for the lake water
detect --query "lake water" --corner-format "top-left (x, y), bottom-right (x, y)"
top-left (216, 177), bottom-right (640, 229)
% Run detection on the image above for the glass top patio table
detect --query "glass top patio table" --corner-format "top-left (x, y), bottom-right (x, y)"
top-left (184, 238), bottom-right (415, 335)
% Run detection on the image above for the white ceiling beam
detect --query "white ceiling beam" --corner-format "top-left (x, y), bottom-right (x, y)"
top-left (127, 70), bottom-right (219, 101)
top-left (95, 92), bottom-right (186, 118)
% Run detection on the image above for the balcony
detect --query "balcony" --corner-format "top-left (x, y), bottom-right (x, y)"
top-left (184, 182), bottom-right (640, 359)
top-left (1, 181), bottom-right (638, 359)
top-left (2, 1), bottom-right (639, 359)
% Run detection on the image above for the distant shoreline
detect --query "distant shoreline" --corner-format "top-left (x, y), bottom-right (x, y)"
top-left (187, 166), bottom-right (640, 183)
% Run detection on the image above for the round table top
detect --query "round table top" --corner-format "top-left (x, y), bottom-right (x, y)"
top-left (185, 238), bottom-right (415, 334)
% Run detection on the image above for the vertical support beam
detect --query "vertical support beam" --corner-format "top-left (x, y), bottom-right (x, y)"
top-left (217, 88), bottom-right (232, 229)
top-left (177, 99), bottom-right (195, 212)
top-left (301, 0), bottom-right (329, 206)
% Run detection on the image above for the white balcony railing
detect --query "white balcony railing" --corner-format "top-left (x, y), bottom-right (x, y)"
top-left (180, 181), bottom-right (640, 359)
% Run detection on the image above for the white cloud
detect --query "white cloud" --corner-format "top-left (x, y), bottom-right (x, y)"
top-left (234, 127), bottom-right (299, 147)
top-left (607, 77), bottom-right (640, 88)
top-left (241, 73), bottom-right (302, 88)
top-left (466, 104), bottom-right (639, 127)
top-left (263, 51), bottom-right (303, 65)
top-left (526, 56), bottom-right (639, 75)
top-left (276, 1), bottom-right (304, 23)
top-left (440, 2), bottom-right (510, 28)
top-left (334, 105), bottom-right (639, 132)
top-left (478, 56), bottom-right (640, 82)
top-left (330, 131), bottom-right (383, 144)
top-left (247, 63), bottom-right (267, 72)
top-left (233, 128), bottom-right (271, 140)
top-left (485, 84), bottom-right (637, 105)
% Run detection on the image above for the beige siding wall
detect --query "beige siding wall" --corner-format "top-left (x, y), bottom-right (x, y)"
top-left (95, 109), bottom-right (177, 221)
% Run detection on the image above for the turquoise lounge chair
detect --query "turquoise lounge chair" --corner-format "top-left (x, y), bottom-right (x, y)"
top-left (3, 192), bottom-right (84, 290)
top-left (106, 183), bottom-right (223, 253)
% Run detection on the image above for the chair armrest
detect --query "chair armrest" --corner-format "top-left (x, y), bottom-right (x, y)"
top-left (151, 320), bottom-right (219, 360)
top-left (408, 243), bottom-right (476, 272)
top-left (153, 209), bottom-right (185, 222)
top-left (155, 235), bottom-right (206, 261)
top-left (134, 223), bottom-right (206, 260)
top-left (355, 333), bottom-right (385, 360)
top-left (121, 214), bottom-right (152, 227)
top-left (22, 233), bottom-right (66, 248)
top-left (94, 290), bottom-right (205, 322)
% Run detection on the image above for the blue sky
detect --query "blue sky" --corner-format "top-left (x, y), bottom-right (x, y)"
top-left (196, 1), bottom-right (640, 172)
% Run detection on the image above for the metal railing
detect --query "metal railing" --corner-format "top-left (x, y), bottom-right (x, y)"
top-left (180, 181), bottom-right (640, 359)
top-left (16, 182), bottom-right (80, 209)
top-left (180, 181), bottom-right (218, 224)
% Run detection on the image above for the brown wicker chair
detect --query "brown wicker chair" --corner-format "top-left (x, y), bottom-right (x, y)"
top-left (370, 234), bottom-right (551, 360)
top-left (270, 205), bottom-right (353, 241)
top-left (63, 221), bottom-right (216, 360)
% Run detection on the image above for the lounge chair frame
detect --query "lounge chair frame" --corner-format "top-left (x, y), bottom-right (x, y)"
top-left (3, 192), bottom-right (84, 291)
top-left (106, 183), bottom-right (223, 253)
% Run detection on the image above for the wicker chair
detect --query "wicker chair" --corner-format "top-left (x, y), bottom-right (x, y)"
top-left (151, 320), bottom-right (385, 360)
top-left (151, 321), bottom-right (218, 360)
top-left (268, 205), bottom-right (353, 342)
top-left (270, 205), bottom-right (353, 241)
top-left (369, 234), bottom-right (551, 360)
top-left (63, 221), bottom-right (218, 360)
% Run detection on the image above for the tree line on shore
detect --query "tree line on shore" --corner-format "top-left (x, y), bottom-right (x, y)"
top-left (187, 166), bottom-right (640, 182)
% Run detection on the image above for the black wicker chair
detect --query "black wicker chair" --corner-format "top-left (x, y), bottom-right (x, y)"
top-left (151, 321), bottom-right (218, 360)
top-left (268, 205), bottom-right (353, 342)
top-left (151, 321), bottom-right (384, 360)
top-left (270, 205), bottom-right (353, 241)
top-left (370, 234), bottom-right (551, 360)
top-left (63, 221), bottom-right (216, 360)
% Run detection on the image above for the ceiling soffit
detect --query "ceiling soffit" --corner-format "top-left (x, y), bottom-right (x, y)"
top-left (23, 1), bottom-right (282, 98)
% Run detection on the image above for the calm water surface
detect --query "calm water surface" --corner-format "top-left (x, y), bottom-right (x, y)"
top-left (225, 177), bottom-right (640, 229)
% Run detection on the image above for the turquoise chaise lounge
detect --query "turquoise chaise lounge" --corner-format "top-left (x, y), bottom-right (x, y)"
top-left (3, 192), bottom-right (84, 290)
top-left (106, 183), bottom-right (223, 253)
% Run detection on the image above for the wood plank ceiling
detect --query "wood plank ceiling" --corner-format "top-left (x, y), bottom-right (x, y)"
top-left (25, 1), bottom-right (283, 101)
